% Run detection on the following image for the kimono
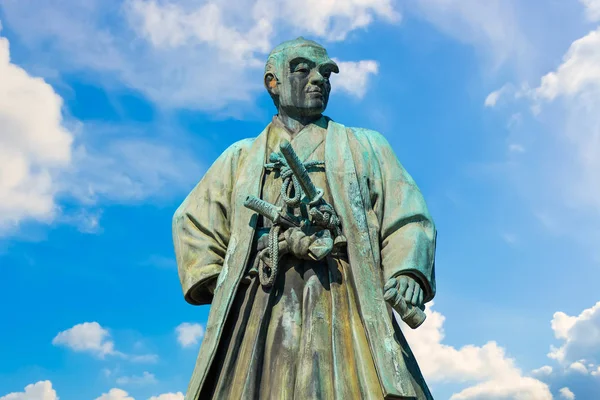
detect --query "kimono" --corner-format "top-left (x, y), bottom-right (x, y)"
top-left (173, 116), bottom-right (437, 400)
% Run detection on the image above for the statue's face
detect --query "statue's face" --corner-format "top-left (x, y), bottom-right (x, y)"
top-left (272, 46), bottom-right (338, 117)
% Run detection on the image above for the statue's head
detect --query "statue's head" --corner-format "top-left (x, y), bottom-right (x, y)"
top-left (264, 37), bottom-right (339, 118)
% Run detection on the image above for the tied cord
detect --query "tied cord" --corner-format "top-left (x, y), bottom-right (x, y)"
top-left (265, 152), bottom-right (324, 208)
top-left (258, 152), bottom-right (324, 288)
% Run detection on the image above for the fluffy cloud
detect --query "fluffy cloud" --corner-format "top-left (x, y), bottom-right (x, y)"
top-left (331, 59), bottom-right (379, 99)
top-left (148, 394), bottom-right (184, 400)
top-left (0, 25), bottom-right (73, 234)
top-left (52, 322), bottom-right (157, 362)
top-left (1, 0), bottom-right (391, 111)
top-left (401, 303), bottom-right (552, 399)
top-left (175, 322), bottom-right (205, 348)
top-left (52, 322), bottom-right (116, 358)
top-left (548, 302), bottom-right (600, 365)
top-left (535, 27), bottom-right (600, 101)
top-left (0, 381), bottom-right (58, 400)
top-left (94, 389), bottom-right (134, 400)
top-left (532, 365), bottom-right (554, 377)
top-left (559, 387), bottom-right (575, 400)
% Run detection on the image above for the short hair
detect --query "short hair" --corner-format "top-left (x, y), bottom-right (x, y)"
top-left (264, 37), bottom-right (338, 107)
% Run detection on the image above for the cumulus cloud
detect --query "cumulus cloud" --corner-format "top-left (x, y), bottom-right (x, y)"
top-left (548, 302), bottom-right (600, 365)
top-left (0, 25), bottom-right (73, 234)
top-left (148, 393), bottom-right (184, 400)
top-left (532, 365), bottom-right (553, 376)
top-left (535, 27), bottom-right (600, 101)
top-left (175, 322), bottom-right (205, 348)
top-left (331, 59), bottom-right (379, 99)
top-left (0, 381), bottom-right (58, 400)
top-left (568, 361), bottom-right (589, 374)
top-left (52, 322), bottom-right (157, 362)
top-left (52, 322), bottom-right (116, 358)
top-left (1, 0), bottom-right (392, 111)
top-left (94, 389), bottom-right (134, 400)
top-left (559, 387), bottom-right (575, 399)
top-left (401, 303), bottom-right (552, 399)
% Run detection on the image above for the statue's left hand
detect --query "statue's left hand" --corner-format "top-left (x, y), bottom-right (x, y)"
top-left (384, 275), bottom-right (424, 309)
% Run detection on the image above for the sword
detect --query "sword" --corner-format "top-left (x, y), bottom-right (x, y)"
top-left (279, 140), bottom-right (324, 205)
top-left (279, 140), bottom-right (345, 246)
top-left (243, 196), bottom-right (301, 229)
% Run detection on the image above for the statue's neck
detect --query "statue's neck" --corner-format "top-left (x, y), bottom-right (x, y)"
top-left (276, 111), bottom-right (322, 136)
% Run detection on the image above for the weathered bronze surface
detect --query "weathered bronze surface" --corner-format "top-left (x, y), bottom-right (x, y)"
top-left (173, 37), bottom-right (437, 400)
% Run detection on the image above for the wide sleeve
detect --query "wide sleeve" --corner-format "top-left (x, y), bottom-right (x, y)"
top-left (367, 131), bottom-right (437, 302)
top-left (172, 143), bottom-right (243, 306)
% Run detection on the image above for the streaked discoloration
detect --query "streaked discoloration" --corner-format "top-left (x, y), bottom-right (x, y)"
top-left (172, 38), bottom-right (437, 400)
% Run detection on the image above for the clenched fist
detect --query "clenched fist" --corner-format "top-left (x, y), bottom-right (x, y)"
top-left (384, 275), bottom-right (424, 309)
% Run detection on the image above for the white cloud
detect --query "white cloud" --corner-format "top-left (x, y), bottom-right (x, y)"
top-left (535, 27), bottom-right (600, 101)
top-left (331, 59), bottom-right (379, 99)
top-left (1, 0), bottom-right (393, 111)
top-left (52, 322), bottom-right (116, 358)
top-left (175, 322), bottom-right (205, 348)
top-left (532, 365), bottom-right (553, 376)
top-left (581, 0), bottom-right (600, 22)
top-left (548, 302), bottom-right (600, 365)
top-left (0, 25), bottom-right (73, 234)
top-left (400, 303), bottom-right (551, 399)
top-left (449, 376), bottom-right (553, 400)
top-left (148, 393), bottom-right (184, 400)
top-left (115, 372), bottom-right (157, 386)
top-left (52, 322), bottom-right (157, 362)
top-left (485, 90), bottom-right (502, 107)
top-left (569, 361), bottom-right (589, 374)
top-left (0, 381), bottom-right (58, 400)
top-left (559, 387), bottom-right (576, 400)
top-left (94, 389), bottom-right (134, 400)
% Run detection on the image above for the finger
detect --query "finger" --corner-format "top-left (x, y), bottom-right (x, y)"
top-left (384, 277), bottom-right (398, 292)
top-left (417, 290), bottom-right (424, 307)
top-left (398, 276), bottom-right (409, 296)
top-left (383, 288), bottom-right (398, 303)
top-left (404, 281), bottom-right (415, 304)
top-left (411, 286), bottom-right (422, 306)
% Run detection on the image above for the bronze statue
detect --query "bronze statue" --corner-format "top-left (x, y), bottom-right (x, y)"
top-left (173, 37), bottom-right (437, 399)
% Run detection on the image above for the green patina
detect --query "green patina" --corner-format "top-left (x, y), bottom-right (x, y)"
top-left (173, 37), bottom-right (437, 400)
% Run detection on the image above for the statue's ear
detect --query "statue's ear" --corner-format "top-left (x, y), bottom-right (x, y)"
top-left (264, 72), bottom-right (279, 96)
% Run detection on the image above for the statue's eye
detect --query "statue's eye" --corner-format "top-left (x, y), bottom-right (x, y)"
top-left (322, 71), bottom-right (331, 79)
top-left (294, 64), bottom-right (309, 73)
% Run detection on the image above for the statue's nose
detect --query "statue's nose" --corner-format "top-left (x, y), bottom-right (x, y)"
top-left (309, 70), bottom-right (325, 85)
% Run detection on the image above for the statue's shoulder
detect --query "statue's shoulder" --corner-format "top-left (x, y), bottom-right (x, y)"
top-left (344, 125), bottom-right (391, 151)
top-left (224, 137), bottom-right (255, 156)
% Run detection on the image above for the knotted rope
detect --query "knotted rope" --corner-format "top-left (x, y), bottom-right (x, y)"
top-left (258, 152), bottom-right (324, 287)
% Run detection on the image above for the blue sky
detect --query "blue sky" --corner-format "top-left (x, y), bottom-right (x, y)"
top-left (1, 0), bottom-right (600, 399)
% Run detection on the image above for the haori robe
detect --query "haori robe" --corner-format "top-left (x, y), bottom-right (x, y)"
top-left (173, 116), bottom-right (437, 400)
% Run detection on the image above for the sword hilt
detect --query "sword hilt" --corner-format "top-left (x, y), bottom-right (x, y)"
top-left (280, 140), bottom-right (323, 205)
top-left (244, 196), bottom-right (300, 228)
